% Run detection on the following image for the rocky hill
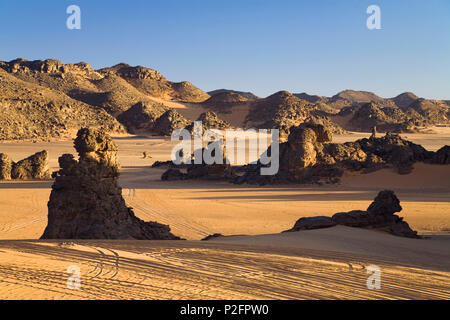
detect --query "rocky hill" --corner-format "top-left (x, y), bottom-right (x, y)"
top-left (0, 59), bottom-right (209, 111)
top-left (202, 91), bottom-right (250, 114)
top-left (244, 91), bottom-right (345, 133)
top-left (99, 63), bottom-right (209, 102)
top-left (208, 89), bottom-right (259, 101)
top-left (116, 101), bottom-right (169, 134)
top-left (0, 58), bottom-right (210, 140)
top-left (0, 58), bottom-right (448, 140)
top-left (0, 68), bottom-right (124, 141)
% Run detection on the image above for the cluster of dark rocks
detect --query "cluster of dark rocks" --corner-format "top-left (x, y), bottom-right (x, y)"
top-left (41, 128), bottom-right (180, 240)
top-left (235, 123), bottom-right (450, 185)
top-left (0, 151), bottom-right (51, 180)
top-left (284, 190), bottom-right (420, 238)
top-left (160, 143), bottom-right (236, 182)
top-left (158, 121), bottom-right (449, 185)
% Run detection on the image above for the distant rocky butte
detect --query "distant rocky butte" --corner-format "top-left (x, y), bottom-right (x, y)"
top-left (41, 128), bottom-right (180, 240)
top-left (208, 89), bottom-right (259, 101)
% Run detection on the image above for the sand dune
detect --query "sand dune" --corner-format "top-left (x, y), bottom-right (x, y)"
top-left (0, 229), bottom-right (448, 300)
top-left (0, 134), bottom-right (449, 299)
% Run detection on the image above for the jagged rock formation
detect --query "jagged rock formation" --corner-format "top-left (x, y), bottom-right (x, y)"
top-left (339, 133), bottom-right (434, 174)
top-left (0, 153), bottom-right (12, 180)
top-left (153, 110), bottom-right (192, 136)
top-left (11, 151), bottom-right (51, 180)
top-left (285, 190), bottom-right (420, 238)
top-left (236, 124), bottom-right (449, 185)
top-left (41, 128), bottom-right (180, 240)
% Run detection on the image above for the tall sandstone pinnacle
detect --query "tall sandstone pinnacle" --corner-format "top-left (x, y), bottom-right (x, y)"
top-left (41, 128), bottom-right (180, 240)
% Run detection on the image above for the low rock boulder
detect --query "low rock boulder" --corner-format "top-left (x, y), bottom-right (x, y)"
top-left (11, 150), bottom-right (51, 180)
top-left (285, 190), bottom-right (420, 238)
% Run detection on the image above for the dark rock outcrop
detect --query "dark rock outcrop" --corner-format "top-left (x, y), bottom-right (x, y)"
top-left (367, 190), bottom-right (403, 215)
top-left (236, 122), bottom-right (342, 185)
top-left (285, 190), bottom-right (420, 238)
top-left (432, 146), bottom-right (450, 164)
top-left (41, 128), bottom-right (180, 240)
top-left (351, 133), bottom-right (434, 174)
top-left (237, 125), bottom-right (446, 185)
top-left (11, 150), bottom-right (51, 180)
top-left (288, 216), bottom-right (336, 231)
top-left (0, 153), bottom-right (12, 180)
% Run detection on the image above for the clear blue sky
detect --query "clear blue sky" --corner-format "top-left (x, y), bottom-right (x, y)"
top-left (0, 0), bottom-right (449, 99)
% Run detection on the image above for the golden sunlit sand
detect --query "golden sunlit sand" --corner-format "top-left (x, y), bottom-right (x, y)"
top-left (0, 130), bottom-right (449, 299)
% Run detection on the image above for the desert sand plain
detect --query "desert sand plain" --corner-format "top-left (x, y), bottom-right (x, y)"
top-left (0, 128), bottom-right (449, 300)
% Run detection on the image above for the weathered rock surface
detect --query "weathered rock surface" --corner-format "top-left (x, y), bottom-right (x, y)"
top-left (41, 128), bottom-right (180, 240)
top-left (0, 153), bottom-right (12, 180)
top-left (11, 150), bottom-right (51, 180)
top-left (285, 190), bottom-right (420, 238)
